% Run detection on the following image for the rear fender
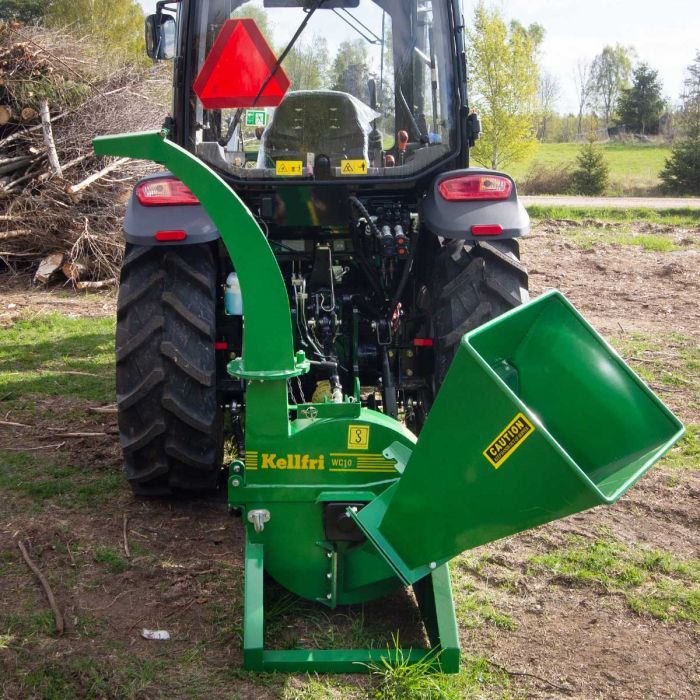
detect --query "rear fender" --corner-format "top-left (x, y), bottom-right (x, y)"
top-left (123, 172), bottom-right (220, 245)
top-left (422, 168), bottom-right (529, 240)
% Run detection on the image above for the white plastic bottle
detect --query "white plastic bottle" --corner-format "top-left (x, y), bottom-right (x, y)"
top-left (224, 272), bottom-right (243, 315)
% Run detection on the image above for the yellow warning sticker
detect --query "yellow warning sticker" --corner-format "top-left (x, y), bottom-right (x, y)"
top-left (276, 160), bottom-right (303, 176)
top-left (347, 424), bottom-right (370, 450)
top-left (483, 412), bottom-right (535, 469)
top-left (340, 159), bottom-right (368, 175)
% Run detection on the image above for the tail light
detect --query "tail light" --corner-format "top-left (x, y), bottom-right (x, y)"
top-left (438, 174), bottom-right (513, 201)
top-left (135, 176), bottom-right (200, 206)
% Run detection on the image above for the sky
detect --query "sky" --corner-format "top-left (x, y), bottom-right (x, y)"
top-left (138, 0), bottom-right (700, 112)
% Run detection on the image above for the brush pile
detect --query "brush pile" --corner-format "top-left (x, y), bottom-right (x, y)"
top-left (0, 22), bottom-right (168, 285)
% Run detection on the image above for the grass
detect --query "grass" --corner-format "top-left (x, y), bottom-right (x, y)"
top-left (562, 229), bottom-right (685, 252)
top-left (508, 142), bottom-right (673, 195)
top-left (526, 204), bottom-right (700, 227)
top-left (364, 634), bottom-right (510, 700)
top-left (0, 449), bottom-right (123, 510)
top-left (660, 425), bottom-right (699, 470)
top-left (0, 312), bottom-right (115, 403)
top-left (526, 204), bottom-right (700, 251)
top-left (94, 546), bottom-right (129, 574)
top-left (610, 331), bottom-right (700, 420)
top-left (529, 536), bottom-right (700, 625)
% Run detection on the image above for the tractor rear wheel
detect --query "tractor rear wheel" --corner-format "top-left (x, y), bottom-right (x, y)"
top-left (431, 239), bottom-right (529, 385)
top-left (115, 243), bottom-right (223, 496)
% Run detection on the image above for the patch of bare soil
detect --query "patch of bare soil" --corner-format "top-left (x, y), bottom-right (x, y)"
top-left (0, 273), bottom-right (116, 328)
top-left (462, 465), bottom-right (700, 699)
top-left (522, 221), bottom-right (700, 337)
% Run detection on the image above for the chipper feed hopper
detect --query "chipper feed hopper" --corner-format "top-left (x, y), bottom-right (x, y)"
top-left (94, 129), bottom-right (684, 674)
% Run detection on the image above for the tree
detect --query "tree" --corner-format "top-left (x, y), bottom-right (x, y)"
top-left (661, 51), bottom-right (700, 194)
top-left (330, 39), bottom-right (370, 100)
top-left (537, 71), bottom-right (559, 140)
top-left (616, 63), bottom-right (665, 134)
top-left (0, 0), bottom-right (49, 23)
top-left (590, 44), bottom-right (634, 127)
top-left (572, 141), bottom-right (609, 195)
top-left (573, 58), bottom-right (594, 137)
top-left (46, 0), bottom-right (144, 62)
top-left (231, 4), bottom-right (273, 45)
top-left (284, 37), bottom-right (330, 91)
top-left (466, 2), bottom-right (541, 170)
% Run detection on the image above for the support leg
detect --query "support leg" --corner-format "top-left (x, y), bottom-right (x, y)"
top-left (242, 537), bottom-right (460, 673)
top-left (243, 539), bottom-right (265, 671)
top-left (413, 564), bottom-right (460, 673)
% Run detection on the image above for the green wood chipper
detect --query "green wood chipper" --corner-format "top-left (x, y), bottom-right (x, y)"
top-left (94, 0), bottom-right (684, 674)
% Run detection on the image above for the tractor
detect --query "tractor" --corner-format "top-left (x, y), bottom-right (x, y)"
top-left (95, 0), bottom-right (684, 673)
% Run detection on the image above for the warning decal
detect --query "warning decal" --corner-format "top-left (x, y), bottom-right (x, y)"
top-left (276, 160), bottom-right (303, 176)
top-left (340, 159), bottom-right (368, 175)
top-left (483, 412), bottom-right (535, 469)
top-left (347, 424), bottom-right (370, 450)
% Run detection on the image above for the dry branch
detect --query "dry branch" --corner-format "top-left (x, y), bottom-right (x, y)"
top-left (16, 539), bottom-right (65, 636)
top-left (39, 99), bottom-right (62, 178)
top-left (67, 158), bottom-right (129, 195)
top-left (0, 419), bottom-right (31, 428)
top-left (123, 514), bottom-right (131, 558)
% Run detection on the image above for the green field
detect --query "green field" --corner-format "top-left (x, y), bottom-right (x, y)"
top-left (507, 142), bottom-right (672, 196)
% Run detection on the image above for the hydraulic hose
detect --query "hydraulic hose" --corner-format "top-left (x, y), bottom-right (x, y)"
top-left (348, 196), bottom-right (385, 301)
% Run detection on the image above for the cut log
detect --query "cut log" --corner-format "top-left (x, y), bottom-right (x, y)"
top-left (34, 252), bottom-right (65, 284)
top-left (62, 261), bottom-right (87, 282)
top-left (0, 105), bottom-right (12, 125)
top-left (20, 107), bottom-right (38, 122)
top-left (39, 99), bottom-right (62, 178)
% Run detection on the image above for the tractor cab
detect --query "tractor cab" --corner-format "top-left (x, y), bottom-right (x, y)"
top-left (152, 0), bottom-right (466, 183)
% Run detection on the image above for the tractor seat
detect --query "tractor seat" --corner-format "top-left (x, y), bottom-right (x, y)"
top-left (258, 90), bottom-right (378, 169)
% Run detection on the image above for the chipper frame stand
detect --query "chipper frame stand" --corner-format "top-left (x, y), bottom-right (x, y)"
top-left (94, 130), bottom-right (685, 674)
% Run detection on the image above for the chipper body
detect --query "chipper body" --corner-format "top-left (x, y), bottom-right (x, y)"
top-left (97, 0), bottom-right (685, 674)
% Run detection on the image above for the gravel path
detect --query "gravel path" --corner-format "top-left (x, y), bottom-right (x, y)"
top-left (522, 195), bottom-right (700, 209)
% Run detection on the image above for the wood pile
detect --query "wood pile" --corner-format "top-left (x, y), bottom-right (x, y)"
top-left (0, 22), bottom-right (169, 285)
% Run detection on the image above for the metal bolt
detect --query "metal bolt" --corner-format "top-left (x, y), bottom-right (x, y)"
top-left (407, 350), bottom-right (414, 358)
top-left (406, 369), bottom-right (414, 377)
top-left (232, 464), bottom-right (241, 473)
top-left (327, 552), bottom-right (333, 558)
top-left (429, 561), bottom-right (437, 569)
top-left (231, 478), bottom-right (241, 487)
top-left (326, 593), bottom-right (332, 600)
top-left (326, 573), bottom-right (332, 579)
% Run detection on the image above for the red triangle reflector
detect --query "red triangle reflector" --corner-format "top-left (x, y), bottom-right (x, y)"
top-left (193, 19), bottom-right (290, 109)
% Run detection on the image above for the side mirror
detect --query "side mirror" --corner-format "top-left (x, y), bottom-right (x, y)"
top-left (145, 14), bottom-right (176, 60)
top-left (467, 111), bottom-right (481, 147)
top-left (368, 78), bottom-right (377, 110)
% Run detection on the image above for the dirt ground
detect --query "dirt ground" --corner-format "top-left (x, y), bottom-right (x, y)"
top-left (0, 220), bottom-right (698, 699)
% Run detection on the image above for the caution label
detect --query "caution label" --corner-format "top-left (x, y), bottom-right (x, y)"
top-left (483, 412), bottom-right (535, 469)
top-left (276, 160), bottom-right (303, 176)
top-left (340, 159), bottom-right (368, 175)
top-left (347, 424), bottom-right (370, 450)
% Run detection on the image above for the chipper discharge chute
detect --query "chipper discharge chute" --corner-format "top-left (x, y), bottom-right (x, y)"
top-left (96, 0), bottom-right (684, 675)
